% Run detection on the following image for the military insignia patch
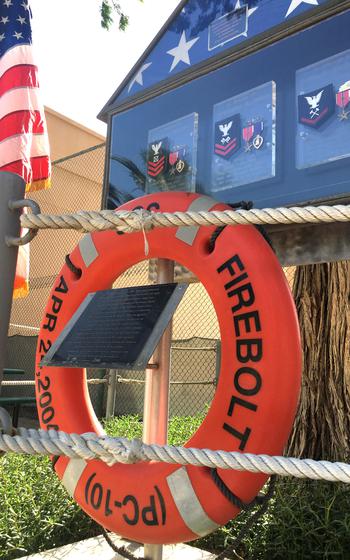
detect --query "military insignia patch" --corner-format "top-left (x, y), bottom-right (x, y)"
top-left (298, 84), bottom-right (335, 128)
top-left (336, 81), bottom-right (350, 121)
top-left (147, 138), bottom-right (168, 177)
top-left (214, 114), bottom-right (241, 159)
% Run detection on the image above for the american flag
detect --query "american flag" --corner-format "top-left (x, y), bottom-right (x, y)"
top-left (0, 0), bottom-right (51, 297)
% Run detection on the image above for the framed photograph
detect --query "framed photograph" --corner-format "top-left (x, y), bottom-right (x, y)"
top-left (211, 81), bottom-right (276, 192)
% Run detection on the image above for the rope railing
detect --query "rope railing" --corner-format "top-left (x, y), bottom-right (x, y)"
top-left (116, 376), bottom-right (215, 386)
top-left (9, 205), bottom-right (350, 487)
top-left (20, 204), bottom-right (350, 234)
top-left (1, 428), bottom-right (350, 484)
top-left (1, 379), bottom-right (108, 386)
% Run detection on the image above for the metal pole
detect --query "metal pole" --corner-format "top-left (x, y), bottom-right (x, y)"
top-left (106, 369), bottom-right (117, 418)
top-left (0, 172), bottom-right (26, 395)
top-left (143, 259), bottom-right (174, 560)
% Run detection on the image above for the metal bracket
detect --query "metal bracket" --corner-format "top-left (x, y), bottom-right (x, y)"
top-left (0, 407), bottom-right (13, 436)
top-left (6, 198), bottom-right (40, 247)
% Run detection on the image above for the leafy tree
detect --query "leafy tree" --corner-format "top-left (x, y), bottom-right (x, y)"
top-left (99, 0), bottom-right (144, 31)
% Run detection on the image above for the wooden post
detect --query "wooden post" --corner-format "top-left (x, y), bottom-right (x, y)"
top-left (143, 259), bottom-right (174, 560)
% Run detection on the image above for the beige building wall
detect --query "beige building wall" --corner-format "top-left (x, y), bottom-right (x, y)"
top-left (45, 107), bottom-right (105, 161)
top-left (9, 107), bottom-right (106, 332)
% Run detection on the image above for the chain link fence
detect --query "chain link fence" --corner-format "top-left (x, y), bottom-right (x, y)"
top-left (4, 143), bottom-right (296, 425)
top-left (110, 263), bottom-right (295, 418)
top-left (5, 144), bottom-right (106, 423)
top-left (110, 261), bottom-right (221, 417)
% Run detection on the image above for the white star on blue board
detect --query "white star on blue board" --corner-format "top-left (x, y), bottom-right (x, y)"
top-left (167, 30), bottom-right (199, 73)
top-left (235, 0), bottom-right (258, 36)
top-left (286, 0), bottom-right (319, 18)
top-left (128, 62), bottom-right (152, 92)
top-left (235, 0), bottom-right (258, 19)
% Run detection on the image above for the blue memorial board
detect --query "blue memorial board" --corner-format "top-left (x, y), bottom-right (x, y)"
top-left (107, 10), bottom-right (350, 209)
top-left (112, 0), bottom-right (330, 105)
top-left (103, 1), bottom-right (350, 211)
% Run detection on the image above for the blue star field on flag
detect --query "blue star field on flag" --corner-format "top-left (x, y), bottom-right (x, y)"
top-left (1, 0), bottom-right (51, 300)
top-left (117, 0), bottom-right (329, 103)
top-left (0, 0), bottom-right (32, 57)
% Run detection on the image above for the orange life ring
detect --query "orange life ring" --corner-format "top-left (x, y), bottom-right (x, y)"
top-left (35, 192), bottom-right (301, 545)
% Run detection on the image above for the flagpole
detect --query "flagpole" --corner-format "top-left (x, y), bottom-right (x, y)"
top-left (0, 172), bottom-right (26, 395)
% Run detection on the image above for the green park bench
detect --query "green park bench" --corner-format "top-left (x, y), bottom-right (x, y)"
top-left (0, 369), bottom-right (36, 427)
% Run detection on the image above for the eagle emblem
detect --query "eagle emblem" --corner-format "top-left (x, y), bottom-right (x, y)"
top-left (304, 90), bottom-right (324, 119)
top-left (151, 142), bottom-right (162, 155)
top-left (214, 114), bottom-right (241, 159)
top-left (298, 84), bottom-right (335, 129)
top-left (219, 121), bottom-right (233, 144)
top-left (147, 138), bottom-right (168, 178)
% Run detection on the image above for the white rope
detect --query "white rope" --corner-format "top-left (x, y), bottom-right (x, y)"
top-left (20, 205), bottom-right (350, 234)
top-left (1, 379), bottom-right (108, 386)
top-left (1, 428), bottom-right (350, 483)
top-left (1, 380), bottom-right (35, 386)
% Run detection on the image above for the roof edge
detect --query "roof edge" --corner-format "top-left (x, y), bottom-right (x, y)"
top-left (45, 106), bottom-right (106, 140)
top-left (97, 0), bottom-right (187, 122)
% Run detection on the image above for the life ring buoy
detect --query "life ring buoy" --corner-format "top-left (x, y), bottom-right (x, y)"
top-left (35, 192), bottom-right (301, 545)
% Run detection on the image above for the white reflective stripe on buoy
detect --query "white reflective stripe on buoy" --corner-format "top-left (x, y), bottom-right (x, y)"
top-left (79, 234), bottom-right (99, 267)
top-left (167, 467), bottom-right (219, 537)
top-left (62, 459), bottom-right (87, 498)
top-left (175, 196), bottom-right (217, 246)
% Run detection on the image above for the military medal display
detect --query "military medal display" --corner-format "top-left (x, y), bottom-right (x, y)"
top-left (242, 123), bottom-right (254, 152)
top-left (296, 50), bottom-right (350, 170)
top-left (336, 81), bottom-right (350, 121)
top-left (252, 121), bottom-right (264, 149)
top-left (146, 113), bottom-right (198, 194)
top-left (168, 147), bottom-right (188, 176)
top-left (243, 121), bottom-right (264, 152)
top-left (212, 81), bottom-right (276, 192)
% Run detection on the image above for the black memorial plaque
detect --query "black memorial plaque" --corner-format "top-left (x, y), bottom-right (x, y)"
top-left (41, 283), bottom-right (188, 370)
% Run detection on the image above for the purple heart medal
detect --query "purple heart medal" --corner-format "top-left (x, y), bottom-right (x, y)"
top-left (252, 121), bottom-right (264, 150)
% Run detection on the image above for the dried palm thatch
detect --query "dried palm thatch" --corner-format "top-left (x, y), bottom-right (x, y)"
top-left (287, 262), bottom-right (350, 462)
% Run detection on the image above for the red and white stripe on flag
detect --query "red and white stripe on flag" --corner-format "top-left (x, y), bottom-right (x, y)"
top-left (0, 0), bottom-right (51, 298)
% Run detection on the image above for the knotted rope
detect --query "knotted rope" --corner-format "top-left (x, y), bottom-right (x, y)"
top-left (1, 428), bottom-right (350, 484)
top-left (20, 205), bottom-right (350, 234)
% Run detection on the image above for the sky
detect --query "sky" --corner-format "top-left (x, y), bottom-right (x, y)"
top-left (30, 0), bottom-right (181, 136)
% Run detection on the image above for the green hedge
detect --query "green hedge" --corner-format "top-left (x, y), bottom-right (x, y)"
top-left (1, 415), bottom-right (349, 559)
